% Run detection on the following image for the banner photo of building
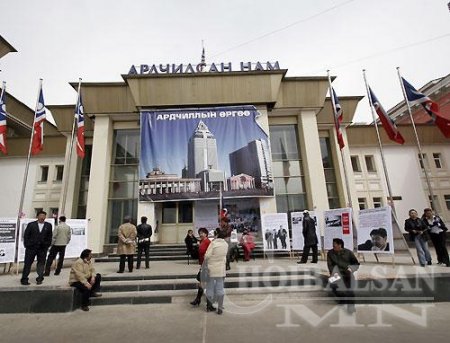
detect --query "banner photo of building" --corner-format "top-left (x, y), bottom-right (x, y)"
top-left (65, 219), bottom-right (88, 258)
top-left (291, 211), bottom-right (322, 251)
top-left (0, 218), bottom-right (17, 263)
top-left (18, 218), bottom-right (54, 262)
top-left (261, 213), bottom-right (290, 251)
top-left (139, 105), bottom-right (273, 202)
top-left (323, 208), bottom-right (353, 250)
top-left (357, 206), bottom-right (394, 254)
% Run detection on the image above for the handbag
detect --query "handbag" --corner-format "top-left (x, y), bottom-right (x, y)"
top-left (199, 263), bottom-right (210, 283)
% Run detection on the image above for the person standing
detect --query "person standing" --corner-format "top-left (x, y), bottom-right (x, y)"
top-left (327, 238), bottom-right (360, 314)
top-left (272, 229), bottom-right (278, 249)
top-left (404, 209), bottom-right (432, 267)
top-left (190, 227), bottom-right (211, 306)
top-left (136, 216), bottom-right (152, 269)
top-left (20, 210), bottom-right (53, 285)
top-left (278, 225), bottom-right (288, 249)
top-left (44, 216), bottom-right (71, 276)
top-left (298, 210), bottom-right (318, 264)
top-left (422, 208), bottom-right (449, 267)
top-left (204, 228), bottom-right (228, 315)
top-left (265, 229), bottom-right (273, 249)
top-left (116, 216), bottom-right (137, 273)
top-left (69, 249), bottom-right (102, 312)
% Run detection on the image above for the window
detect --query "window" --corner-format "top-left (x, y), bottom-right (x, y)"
top-left (445, 195), bottom-right (450, 210)
top-left (433, 153), bottom-right (443, 169)
top-left (365, 155), bottom-right (376, 172)
top-left (428, 195), bottom-right (441, 213)
top-left (162, 202), bottom-right (177, 223)
top-left (50, 208), bottom-right (58, 219)
top-left (34, 208), bottom-right (43, 216)
top-left (418, 153), bottom-right (428, 169)
top-left (351, 156), bottom-right (361, 172)
top-left (40, 166), bottom-right (49, 182)
top-left (373, 197), bottom-right (382, 208)
top-left (178, 202), bottom-right (193, 223)
top-left (358, 197), bottom-right (367, 210)
top-left (55, 165), bottom-right (64, 181)
top-left (269, 125), bottom-right (307, 215)
top-left (320, 137), bottom-right (340, 209)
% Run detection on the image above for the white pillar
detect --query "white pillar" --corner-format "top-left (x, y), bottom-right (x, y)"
top-left (85, 116), bottom-right (113, 253)
top-left (298, 110), bottom-right (329, 211)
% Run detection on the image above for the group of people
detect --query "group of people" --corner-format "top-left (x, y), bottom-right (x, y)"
top-left (405, 208), bottom-right (449, 267)
top-left (264, 226), bottom-right (288, 249)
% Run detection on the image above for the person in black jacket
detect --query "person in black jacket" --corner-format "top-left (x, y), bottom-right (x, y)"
top-left (404, 209), bottom-right (432, 267)
top-left (20, 210), bottom-right (53, 285)
top-left (298, 210), bottom-right (318, 263)
top-left (184, 229), bottom-right (199, 260)
top-left (136, 216), bottom-right (152, 269)
top-left (422, 208), bottom-right (449, 267)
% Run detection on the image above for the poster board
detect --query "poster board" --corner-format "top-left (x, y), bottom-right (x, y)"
top-left (261, 213), bottom-right (291, 251)
top-left (0, 218), bottom-right (17, 263)
top-left (323, 208), bottom-right (353, 250)
top-left (291, 211), bottom-right (322, 250)
top-left (357, 206), bottom-right (394, 254)
top-left (65, 219), bottom-right (88, 258)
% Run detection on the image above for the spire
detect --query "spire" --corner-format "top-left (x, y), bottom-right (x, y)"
top-left (199, 40), bottom-right (206, 71)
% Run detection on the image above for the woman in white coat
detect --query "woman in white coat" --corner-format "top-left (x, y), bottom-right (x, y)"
top-left (204, 228), bottom-right (228, 314)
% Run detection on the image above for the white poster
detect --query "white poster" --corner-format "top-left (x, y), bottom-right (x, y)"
top-left (261, 213), bottom-right (290, 251)
top-left (194, 201), bottom-right (219, 232)
top-left (18, 218), bottom-right (54, 262)
top-left (65, 219), bottom-right (88, 258)
top-left (323, 208), bottom-right (353, 251)
top-left (0, 218), bottom-right (17, 263)
top-left (357, 206), bottom-right (394, 254)
top-left (291, 211), bottom-right (322, 250)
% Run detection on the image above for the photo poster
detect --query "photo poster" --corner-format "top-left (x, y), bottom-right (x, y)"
top-left (357, 206), bottom-right (394, 254)
top-left (323, 208), bottom-right (353, 251)
top-left (65, 219), bottom-right (88, 258)
top-left (261, 213), bottom-right (291, 251)
top-left (0, 218), bottom-right (17, 263)
top-left (18, 218), bottom-right (54, 262)
top-left (291, 211), bottom-right (322, 251)
top-left (194, 201), bottom-right (219, 238)
top-left (140, 106), bottom-right (274, 202)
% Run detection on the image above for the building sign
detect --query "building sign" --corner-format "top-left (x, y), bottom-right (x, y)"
top-left (139, 106), bottom-right (274, 202)
top-left (128, 61), bottom-right (280, 75)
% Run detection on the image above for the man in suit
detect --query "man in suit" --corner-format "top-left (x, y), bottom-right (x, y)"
top-left (21, 210), bottom-right (53, 285)
top-left (136, 216), bottom-right (152, 269)
top-left (44, 215), bottom-right (72, 276)
top-left (298, 210), bottom-right (319, 263)
top-left (116, 216), bottom-right (137, 273)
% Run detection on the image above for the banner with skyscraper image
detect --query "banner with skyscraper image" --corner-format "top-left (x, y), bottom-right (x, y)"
top-left (139, 106), bottom-right (274, 201)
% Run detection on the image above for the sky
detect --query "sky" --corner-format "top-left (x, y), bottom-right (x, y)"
top-left (0, 0), bottom-right (449, 125)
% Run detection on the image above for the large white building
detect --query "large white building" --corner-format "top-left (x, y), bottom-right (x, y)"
top-left (1, 35), bottom-right (449, 254)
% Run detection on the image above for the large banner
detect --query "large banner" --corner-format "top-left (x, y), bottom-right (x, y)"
top-left (65, 219), bottom-right (88, 258)
top-left (357, 207), bottom-right (394, 254)
top-left (18, 218), bottom-right (54, 262)
top-left (140, 106), bottom-right (273, 201)
top-left (291, 211), bottom-right (322, 251)
top-left (261, 213), bottom-right (291, 251)
top-left (323, 208), bottom-right (353, 251)
top-left (0, 218), bottom-right (17, 263)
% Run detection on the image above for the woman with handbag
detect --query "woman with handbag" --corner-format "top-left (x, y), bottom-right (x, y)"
top-left (190, 227), bottom-right (210, 306)
top-left (204, 228), bottom-right (229, 314)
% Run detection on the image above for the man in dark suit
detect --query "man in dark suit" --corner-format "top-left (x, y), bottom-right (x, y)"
top-left (136, 216), bottom-right (152, 269)
top-left (20, 210), bottom-right (53, 285)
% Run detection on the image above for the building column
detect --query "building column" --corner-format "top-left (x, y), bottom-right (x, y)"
top-left (298, 110), bottom-right (329, 211)
top-left (85, 116), bottom-right (113, 253)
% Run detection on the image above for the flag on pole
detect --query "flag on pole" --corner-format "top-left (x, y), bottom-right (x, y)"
top-left (75, 93), bottom-right (85, 158)
top-left (401, 77), bottom-right (450, 138)
top-left (369, 87), bottom-right (405, 144)
top-left (331, 87), bottom-right (345, 149)
top-left (0, 84), bottom-right (8, 155)
top-left (31, 83), bottom-right (46, 155)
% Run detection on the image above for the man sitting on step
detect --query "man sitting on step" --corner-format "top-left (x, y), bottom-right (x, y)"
top-left (69, 249), bottom-right (102, 312)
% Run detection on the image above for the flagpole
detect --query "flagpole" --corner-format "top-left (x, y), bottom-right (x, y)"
top-left (14, 79), bottom-right (43, 274)
top-left (362, 70), bottom-right (398, 216)
top-left (0, 81), bottom-right (6, 101)
top-left (396, 67), bottom-right (436, 213)
top-left (327, 70), bottom-right (353, 208)
top-left (60, 78), bottom-right (82, 215)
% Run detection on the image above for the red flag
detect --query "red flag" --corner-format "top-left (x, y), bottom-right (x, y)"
top-left (75, 93), bottom-right (85, 158)
top-left (331, 87), bottom-right (345, 149)
top-left (402, 77), bottom-right (450, 138)
top-left (369, 87), bottom-right (405, 144)
top-left (31, 84), bottom-right (46, 155)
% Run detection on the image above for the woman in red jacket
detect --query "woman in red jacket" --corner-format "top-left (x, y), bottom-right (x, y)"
top-left (240, 229), bottom-right (256, 261)
top-left (190, 227), bottom-right (211, 306)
